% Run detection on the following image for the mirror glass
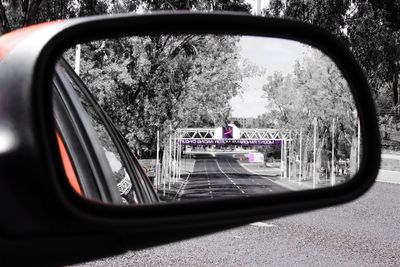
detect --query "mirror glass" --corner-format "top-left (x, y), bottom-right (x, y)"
top-left (53, 34), bottom-right (361, 205)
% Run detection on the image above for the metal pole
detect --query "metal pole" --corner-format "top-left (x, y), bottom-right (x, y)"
top-left (357, 119), bottom-right (360, 171)
top-left (299, 128), bottom-right (302, 185)
top-left (284, 139), bottom-right (287, 178)
top-left (156, 130), bottom-right (160, 189)
top-left (184, 145), bottom-right (187, 173)
top-left (177, 131), bottom-right (180, 181)
top-left (256, 0), bottom-right (261, 15)
top-left (163, 150), bottom-right (166, 197)
top-left (282, 140), bottom-right (285, 178)
top-left (178, 131), bottom-right (182, 180)
top-left (332, 119), bottom-right (335, 181)
top-left (174, 131), bottom-right (178, 182)
top-left (313, 117), bottom-right (317, 189)
top-left (289, 132), bottom-right (292, 181)
top-left (172, 131), bottom-right (176, 183)
top-left (280, 140), bottom-right (283, 179)
top-left (288, 139), bottom-right (291, 181)
top-left (168, 124), bottom-right (172, 190)
top-left (175, 131), bottom-right (177, 183)
top-left (74, 44), bottom-right (81, 75)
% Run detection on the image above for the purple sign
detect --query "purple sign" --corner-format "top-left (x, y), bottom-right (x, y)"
top-left (179, 139), bottom-right (282, 146)
top-left (222, 126), bottom-right (233, 139)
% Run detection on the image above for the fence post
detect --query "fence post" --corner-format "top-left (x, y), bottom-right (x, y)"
top-left (178, 131), bottom-right (182, 180)
top-left (155, 130), bottom-right (160, 189)
top-left (280, 139), bottom-right (284, 179)
top-left (299, 128), bottom-right (302, 185)
top-left (313, 117), bottom-right (317, 189)
top-left (162, 149), bottom-right (166, 197)
top-left (357, 119), bottom-right (360, 171)
top-left (74, 44), bottom-right (81, 75)
top-left (331, 119), bottom-right (336, 186)
top-left (172, 131), bottom-right (176, 183)
top-left (168, 124), bottom-right (172, 190)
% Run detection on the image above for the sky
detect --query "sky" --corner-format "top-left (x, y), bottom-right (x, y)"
top-left (229, 0), bottom-right (312, 118)
top-left (229, 36), bottom-right (311, 118)
top-left (245, 0), bottom-right (270, 15)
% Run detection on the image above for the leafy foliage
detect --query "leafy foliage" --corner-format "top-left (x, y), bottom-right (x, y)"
top-left (262, 50), bottom-right (357, 173)
top-left (0, 0), bottom-right (251, 158)
top-left (264, 0), bottom-right (400, 148)
top-left (67, 34), bottom-right (242, 158)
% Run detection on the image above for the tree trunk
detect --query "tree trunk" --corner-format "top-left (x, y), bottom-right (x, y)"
top-left (390, 60), bottom-right (399, 108)
top-left (349, 134), bottom-right (358, 178)
top-left (316, 136), bottom-right (325, 184)
top-left (301, 139), bottom-right (310, 180)
top-left (0, 1), bottom-right (10, 34)
top-left (394, 71), bottom-right (399, 107)
top-left (303, 138), bottom-right (310, 181)
top-left (21, 0), bottom-right (44, 27)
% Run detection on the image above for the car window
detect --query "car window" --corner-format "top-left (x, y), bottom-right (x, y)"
top-left (57, 64), bottom-right (138, 204)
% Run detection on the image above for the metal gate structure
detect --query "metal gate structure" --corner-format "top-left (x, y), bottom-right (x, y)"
top-left (154, 128), bottom-right (294, 196)
top-left (152, 120), bottom-right (361, 195)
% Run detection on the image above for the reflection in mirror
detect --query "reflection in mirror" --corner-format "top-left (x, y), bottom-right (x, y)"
top-left (53, 34), bottom-right (361, 205)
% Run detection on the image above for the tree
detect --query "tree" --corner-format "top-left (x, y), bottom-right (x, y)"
top-left (67, 33), bottom-right (242, 158)
top-left (72, 0), bottom-right (250, 158)
top-left (266, 0), bottom-right (350, 40)
top-left (264, 0), bottom-right (400, 149)
top-left (0, 0), bottom-right (264, 158)
top-left (262, 49), bottom-right (357, 179)
top-left (142, 0), bottom-right (251, 12)
top-left (265, 0), bottom-right (400, 110)
top-left (347, 2), bottom-right (400, 108)
top-left (0, 0), bottom-right (116, 34)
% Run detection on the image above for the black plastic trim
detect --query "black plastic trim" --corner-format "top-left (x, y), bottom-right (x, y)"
top-left (0, 13), bottom-right (380, 265)
top-left (55, 63), bottom-right (122, 204)
top-left (53, 82), bottom-right (102, 200)
top-left (58, 58), bottom-right (158, 204)
top-left (41, 13), bottom-right (380, 221)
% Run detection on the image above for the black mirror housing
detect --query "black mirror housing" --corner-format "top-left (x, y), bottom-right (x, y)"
top-left (0, 13), bottom-right (380, 266)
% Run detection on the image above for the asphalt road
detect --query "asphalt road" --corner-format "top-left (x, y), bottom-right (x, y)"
top-left (74, 181), bottom-right (400, 267)
top-left (178, 154), bottom-right (287, 200)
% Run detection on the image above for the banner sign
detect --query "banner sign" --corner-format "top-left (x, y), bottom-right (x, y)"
top-left (249, 152), bottom-right (264, 163)
top-left (179, 139), bottom-right (282, 146)
top-left (222, 126), bottom-right (233, 139)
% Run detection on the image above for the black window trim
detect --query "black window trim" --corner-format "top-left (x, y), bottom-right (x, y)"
top-left (57, 58), bottom-right (158, 204)
top-left (54, 63), bottom-right (123, 205)
top-left (53, 81), bottom-right (102, 201)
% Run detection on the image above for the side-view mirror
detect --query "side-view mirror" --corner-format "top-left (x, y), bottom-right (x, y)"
top-left (0, 13), bottom-right (380, 266)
